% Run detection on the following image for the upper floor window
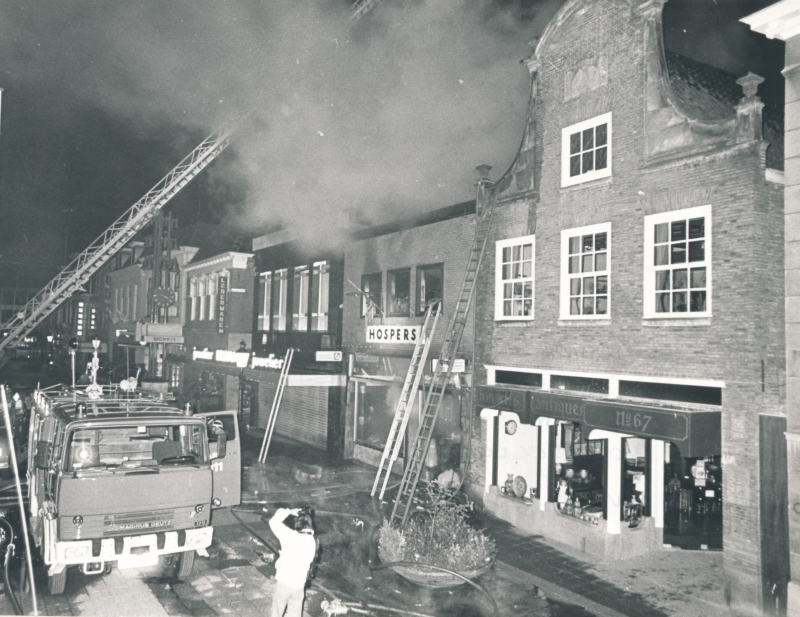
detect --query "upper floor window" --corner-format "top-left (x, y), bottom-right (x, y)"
top-left (189, 278), bottom-right (198, 322)
top-left (495, 235), bottom-right (535, 321)
top-left (208, 274), bottom-right (219, 321)
top-left (361, 272), bottom-right (382, 319)
top-left (644, 205), bottom-right (711, 318)
top-left (258, 272), bottom-right (272, 331)
top-left (311, 261), bottom-right (330, 332)
top-left (561, 112), bottom-right (611, 188)
top-left (560, 223), bottom-right (610, 319)
top-left (274, 269), bottom-right (288, 331)
top-left (293, 266), bottom-right (309, 332)
top-left (387, 269), bottom-right (411, 316)
top-left (198, 278), bottom-right (208, 321)
top-left (417, 263), bottom-right (444, 316)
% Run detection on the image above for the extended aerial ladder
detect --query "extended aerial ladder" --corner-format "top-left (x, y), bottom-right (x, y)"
top-left (349, 0), bottom-right (380, 22)
top-left (371, 302), bottom-right (440, 500)
top-left (389, 175), bottom-right (497, 528)
top-left (0, 114), bottom-right (246, 365)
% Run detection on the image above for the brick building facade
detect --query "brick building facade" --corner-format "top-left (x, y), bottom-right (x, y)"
top-left (469, 1), bottom-right (786, 614)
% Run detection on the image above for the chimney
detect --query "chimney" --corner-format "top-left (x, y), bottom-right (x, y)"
top-left (735, 72), bottom-right (765, 143)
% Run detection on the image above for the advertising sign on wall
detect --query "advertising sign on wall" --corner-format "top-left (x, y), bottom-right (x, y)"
top-left (365, 325), bottom-right (422, 344)
top-left (217, 276), bottom-right (228, 334)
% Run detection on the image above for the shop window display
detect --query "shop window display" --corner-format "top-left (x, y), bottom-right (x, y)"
top-left (555, 423), bottom-right (604, 524)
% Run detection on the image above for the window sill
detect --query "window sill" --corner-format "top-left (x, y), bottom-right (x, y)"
top-left (559, 175), bottom-right (613, 193)
top-left (557, 319), bottom-right (611, 327)
top-left (494, 320), bottom-right (533, 327)
top-left (642, 318), bottom-right (711, 327)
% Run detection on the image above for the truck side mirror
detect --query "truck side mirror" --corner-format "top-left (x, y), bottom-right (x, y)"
top-left (214, 432), bottom-right (227, 459)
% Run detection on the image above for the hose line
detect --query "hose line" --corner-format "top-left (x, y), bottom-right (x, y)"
top-left (0, 518), bottom-right (22, 616)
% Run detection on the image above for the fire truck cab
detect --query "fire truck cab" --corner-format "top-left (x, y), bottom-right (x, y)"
top-left (29, 384), bottom-right (241, 594)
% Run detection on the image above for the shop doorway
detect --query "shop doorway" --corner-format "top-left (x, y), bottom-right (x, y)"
top-left (663, 443), bottom-right (722, 550)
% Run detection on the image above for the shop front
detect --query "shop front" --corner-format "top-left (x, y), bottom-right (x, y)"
top-left (349, 351), bottom-right (465, 481)
top-left (477, 386), bottom-right (721, 560)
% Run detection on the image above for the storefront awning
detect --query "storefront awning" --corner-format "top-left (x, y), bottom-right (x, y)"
top-left (476, 386), bottom-right (720, 459)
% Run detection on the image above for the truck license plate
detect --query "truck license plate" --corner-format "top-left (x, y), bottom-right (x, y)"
top-left (117, 553), bottom-right (158, 569)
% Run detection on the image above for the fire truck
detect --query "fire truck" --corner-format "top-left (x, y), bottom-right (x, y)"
top-left (28, 384), bottom-right (240, 593)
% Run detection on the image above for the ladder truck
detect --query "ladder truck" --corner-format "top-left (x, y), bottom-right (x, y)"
top-left (0, 114), bottom-right (244, 368)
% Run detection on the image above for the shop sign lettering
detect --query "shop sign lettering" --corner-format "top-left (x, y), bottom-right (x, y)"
top-left (250, 353), bottom-right (285, 370)
top-left (193, 349), bottom-right (214, 361)
top-left (583, 402), bottom-right (689, 441)
top-left (217, 277), bottom-right (228, 334)
top-left (366, 325), bottom-right (421, 344)
top-left (475, 387), bottom-right (525, 413)
top-left (529, 392), bottom-right (582, 419)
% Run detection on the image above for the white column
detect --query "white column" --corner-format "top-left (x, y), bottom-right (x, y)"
top-left (539, 424), bottom-right (550, 512)
top-left (480, 409), bottom-right (499, 494)
top-left (606, 434), bottom-right (623, 535)
top-left (651, 439), bottom-right (665, 529)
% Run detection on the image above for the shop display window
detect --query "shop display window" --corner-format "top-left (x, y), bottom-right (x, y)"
top-left (555, 422), bottom-right (605, 522)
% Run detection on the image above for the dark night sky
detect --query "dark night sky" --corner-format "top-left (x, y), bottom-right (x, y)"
top-left (0, 0), bottom-right (785, 289)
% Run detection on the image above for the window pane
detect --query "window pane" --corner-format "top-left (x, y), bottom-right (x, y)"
top-left (596, 275), bottom-right (608, 294)
top-left (654, 223), bottom-right (668, 244)
top-left (582, 254), bottom-right (593, 272)
top-left (582, 297), bottom-right (594, 315)
top-left (673, 292), bottom-right (688, 312)
top-left (569, 237), bottom-right (580, 255)
top-left (570, 278), bottom-right (581, 295)
top-left (512, 245), bottom-right (521, 261)
top-left (595, 233), bottom-right (607, 251)
top-left (583, 276), bottom-right (595, 295)
top-left (504, 301), bottom-right (511, 316)
top-left (388, 270), bottom-right (410, 315)
top-left (523, 243), bottom-right (532, 260)
top-left (582, 235), bottom-right (594, 252)
top-left (595, 252), bottom-right (607, 271)
top-left (522, 261), bottom-right (532, 278)
top-left (673, 269), bottom-right (688, 289)
top-left (523, 282), bottom-right (533, 298)
top-left (570, 155), bottom-right (581, 177)
top-left (671, 243), bottom-right (686, 264)
top-left (595, 123), bottom-right (607, 146)
top-left (671, 220), bottom-right (686, 241)
top-left (512, 263), bottom-right (521, 278)
top-left (655, 270), bottom-right (670, 291)
top-left (502, 264), bottom-right (511, 280)
top-left (690, 267), bottom-right (706, 289)
top-left (690, 290), bottom-right (707, 312)
top-left (502, 246), bottom-right (511, 262)
top-left (654, 246), bottom-right (669, 266)
top-left (523, 300), bottom-right (532, 316)
top-left (582, 128), bottom-right (594, 150)
top-left (569, 256), bottom-right (580, 274)
top-left (513, 299), bottom-right (523, 316)
top-left (656, 293), bottom-right (670, 313)
top-left (570, 298), bottom-right (580, 315)
top-left (504, 283), bottom-right (512, 299)
top-left (595, 147), bottom-right (607, 170)
top-left (688, 240), bottom-right (704, 262)
top-left (596, 297), bottom-right (607, 314)
top-left (582, 151), bottom-right (594, 173)
top-left (570, 132), bottom-right (581, 155)
top-left (688, 217), bottom-right (705, 239)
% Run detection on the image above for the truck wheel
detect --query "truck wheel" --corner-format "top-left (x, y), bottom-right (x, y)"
top-left (48, 568), bottom-right (67, 595)
top-left (176, 550), bottom-right (195, 579)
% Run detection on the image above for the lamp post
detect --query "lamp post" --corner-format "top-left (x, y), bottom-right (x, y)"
top-left (68, 337), bottom-right (78, 388)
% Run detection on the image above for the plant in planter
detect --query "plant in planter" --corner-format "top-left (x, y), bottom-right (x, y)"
top-left (378, 482), bottom-right (497, 587)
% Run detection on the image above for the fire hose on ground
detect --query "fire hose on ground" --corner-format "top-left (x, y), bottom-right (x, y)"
top-left (0, 517), bottom-right (23, 616)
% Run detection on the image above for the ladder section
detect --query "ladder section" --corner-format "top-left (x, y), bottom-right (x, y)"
top-left (259, 348), bottom-right (295, 463)
top-left (0, 112), bottom-right (248, 360)
top-left (349, 0), bottom-right (379, 22)
top-left (390, 181), bottom-right (497, 528)
top-left (371, 303), bottom-right (441, 500)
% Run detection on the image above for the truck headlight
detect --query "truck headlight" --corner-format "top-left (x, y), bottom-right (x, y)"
top-left (72, 516), bottom-right (83, 527)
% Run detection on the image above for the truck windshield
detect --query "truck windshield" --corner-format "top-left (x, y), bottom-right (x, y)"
top-left (65, 424), bottom-right (208, 471)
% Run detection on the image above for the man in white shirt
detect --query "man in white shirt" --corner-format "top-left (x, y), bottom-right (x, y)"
top-left (269, 507), bottom-right (317, 617)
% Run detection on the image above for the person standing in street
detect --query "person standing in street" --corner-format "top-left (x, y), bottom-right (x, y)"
top-left (268, 507), bottom-right (317, 617)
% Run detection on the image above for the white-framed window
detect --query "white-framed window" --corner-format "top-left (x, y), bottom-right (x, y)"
top-left (258, 272), bottom-right (272, 331)
top-left (189, 278), bottom-right (197, 321)
top-left (561, 112), bottom-right (611, 188)
top-left (495, 235), bottom-right (535, 320)
top-left (643, 205), bottom-right (711, 318)
top-left (560, 223), bottom-right (610, 319)
top-left (208, 274), bottom-right (218, 321)
top-left (198, 277), bottom-right (208, 321)
top-left (275, 269), bottom-right (288, 331)
top-left (293, 265), bottom-right (309, 331)
top-left (311, 261), bottom-right (330, 332)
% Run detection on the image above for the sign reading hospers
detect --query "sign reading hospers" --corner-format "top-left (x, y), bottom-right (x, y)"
top-left (366, 325), bottom-right (421, 344)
